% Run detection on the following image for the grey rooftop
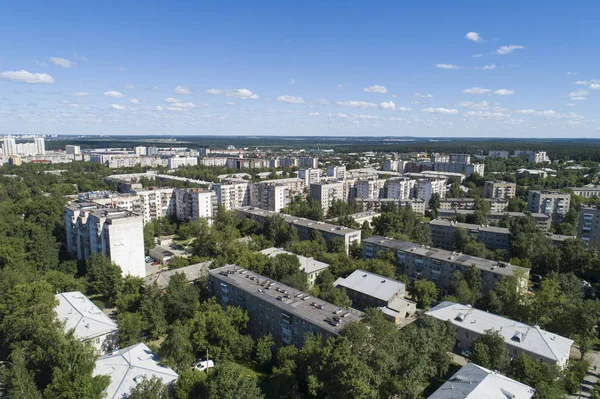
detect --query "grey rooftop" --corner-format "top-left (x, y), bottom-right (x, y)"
top-left (55, 291), bottom-right (118, 341)
top-left (333, 269), bottom-right (404, 302)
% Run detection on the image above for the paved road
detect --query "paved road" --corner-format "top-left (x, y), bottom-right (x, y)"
top-left (569, 348), bottom-right (600, 398)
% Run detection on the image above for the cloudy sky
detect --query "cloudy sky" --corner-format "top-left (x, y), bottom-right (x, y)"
top-left (1, 0), bottom-right (599, 137)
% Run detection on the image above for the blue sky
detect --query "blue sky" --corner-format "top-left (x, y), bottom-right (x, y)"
top-left (1, 0), bottom-right (599, 137)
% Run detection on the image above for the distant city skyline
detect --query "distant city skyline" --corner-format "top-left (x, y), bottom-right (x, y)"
top-left (1, 1), bottom-right (599, 137)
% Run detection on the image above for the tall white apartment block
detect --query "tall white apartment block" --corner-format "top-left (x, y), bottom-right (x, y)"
top-left (34, 137), bottom-right (45, 155)
top-left (65, 145), bottom-right (81, 155)
top-left (168, 156), bottom-right (198, 169)
top-left (449, 153), bottom-right (471, 164)
top-left (355, 179), bottom-right (386, 200)
top-left (484, 181), bottom-right (516, 200)
top-left (528, 151), bottom-right (550, 164)
top-left (2, 136), bottom-right (16, 157)
top-left (383, 159), bottom-right (405, 172)
top-left (175, 188), bottom-right (217, 222)
top-left (417, 179), bottom-right (447, 210)
top-left (137, 188), bottom-right (176, 223)
top-left (527, 190), bottom-right (570, 222)
top-left (214, 181), bottom-right (251, 211)
top-left (298, 168), bottom-right (321, 185)
top-left (387, 178), bottom-right (416, 200)
top-left (299, 156), bottom-right (319, 168)
top-left (250, 184), bottom-right (290, 212)
top-left (134, 146), bottom-right (146, 156)
top-left (326, 165), bottom-right (346, 180)
top-left (64, 203), bottom-right (146, 278)
top-left (310, 181), bottom-right (345, 213)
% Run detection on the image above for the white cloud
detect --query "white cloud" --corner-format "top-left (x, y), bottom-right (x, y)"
top-left (414, 93), bottom-right (433, 99)
top-left (73, 53), bottom-right (87, 62)
top-left (493, 89), bottom-right (515, 96)
top-left (156, 106), bottom-right (163, 111)
top-left (69, 92), bottom-right (89, 97)
top-left (291, 78), bottom-right (295, 84)
top-left (364, 85), bottom-right (388, 94)
top-left (226, 102), bottom-right (236, 106)
top-left (111, 104), bottom-right (126, 110)
top-left (336, 100), bottom-right (377, 108)
top-left (571, 97), bottom-right (587, 101)
top-left (537, 110), bottom-right (556, 117)
top-left (465, 32), bottom-right (485, 43)
top-left (130, 99), bottom-right (140, 105)
top-left (421, 107), bottom-right (459, 115)
top-left (458, 101), bottom-right (490, 110)
top-left (168, 102), bottom-right (197, 109)
top-left (436, 64), bottom-right (461, 69)
top-left (317, 99), bottom-right (329, 105)
top-left (207, 88), bottom-right (259, 100)
top-left (308, 112), bottom-right (320, 116)
top-left (398, 107), bottom-right (412, 112)
top-left (328, 112), bottom-right (348, 118)
top-left (475, 64), bottom-right (496, 70)
top-left (104, 91), bottom-right (125, 98)
top-left (574, 81), bottom-right (589, 85)
top-left (174, 85), bottom-right (191, 94)
top-left (276, 95), bottom-right (305, 104)
top-left (515, 109), bottom-right (536, 115)
top-left (149, 85), bottom-right (160, 91)
top-left (462, 87), bottom-right (490, 94)
top-left (591, 84), bottom-right (600, 90)
top-left (337, 84), bottom-right (344, 89)
top-left (0, 70), bottom-right (54, 84)
top-left (165, 97), bottom-right (180, 103)
top-left (496, 45), bottom-right (525, 55)
top-left (124, 84), bottom-right (135, 89)
top-left (569, 89), bottom-right (589, 99)
top-left (49, 57), bottom-right (73, 68)
top-left (566, 72), bottom-right (577, 75)
top-left (34, 60), bottom-right (47, 67)
top-left (379, 101), bottom-right (396, 110)
top-left (471, 53), bottom-right (483, 58)
top-left (567, 103), bottom-right (577, 106)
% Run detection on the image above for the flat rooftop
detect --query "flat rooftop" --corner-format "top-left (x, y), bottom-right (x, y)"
top-left (333, 269), bottom-right (404, 302)
top-left (259, 248), bottom-right (329, 275)
top-left (436, 209), bottom-right (550, 220)
top-left (55, 292), bottom-right (118, 340)
top-left (429, 219), bottom-right (510, 234)
top-left (425, 301), bottom-right (573, 363)
top-left (363, 236), bottom-right (528, 277)
top-left (144, 261), bottom-right (213, 288)
top-left (210, 265), bottom-right (362, 335)
top-left (428, 363), bottom-right (535, 399)
top-left (237, 207), bottom-right (361, 236)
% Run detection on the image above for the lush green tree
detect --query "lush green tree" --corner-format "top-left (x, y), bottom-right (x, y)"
top-left (140, 284), bottom-right (167, 339)
top-left (85, 253), bottom-right (123, 303)
top-left (117, 312), bottom-right (145, 347)
top-left (0, 348), bottom-right (43, 399)
top-left (128, 376), bottom-right (169, 399)
top-left (471, 330), bottom-right (511, 372)
top-left (173, 370), bottom-right (207, 399)
top-left (271, 345), bottom-right (301, 398)
top-left (509, 354), bottom-right (566, 398)
top-left (168, 256), bottom-right (190, 270)
top-left (160, 322), bottom-right (195, 372)
top-left (164, 272), bottom-right (199, 324)
top-left (43, 270), bottom-right (88, 293)
top-left (412, 280), bottom-right (438, 308)
top-left (255, 334), bottom-right (274, 369)
top-left (205, 362), bottom-right (264, 399)
top-left (264, 215), bottom-right (298, 248)
top-left (428, 193), bottom-right (441, 215)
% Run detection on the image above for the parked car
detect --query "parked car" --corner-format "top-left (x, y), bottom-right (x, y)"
top-left (152, 260), bottom-right (160, 266)
top-left (460, 349), bottom-right (472, 358)
top-left (193, 359), bottom-right (214, 372)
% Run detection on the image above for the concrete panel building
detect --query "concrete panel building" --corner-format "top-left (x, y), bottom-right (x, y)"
top-left (416, 179), bottom-right (446, 210)
top-left (387, 177), bottom-right (416, 200)
top-left (484, 181), bottom-right (516, 200)
top-left (572, 185), bottom-right (600, 199)
top-left (429, 219), bottom-right (510, 251)
top-left (309, 181), bottom-right (345, 214)
top-left (55, 291), bottom-right (118, 355)
top-left (428, 363), bottom-right (535, 399)
top-left (259, 247), bottom-right (329, 288)
top-left (439, 198), bottom-right (509, 213)
top-left (362, 237), bottom-right (528, 296)
top-left (527, 190), bottom-right (570, 222)
top-left (436, 210), bottom-right (551, 232)
top-left (298, 168), bottom-right (321, 185)
top-left (326, 165), bottom-right (346, 180)
top-left (209, 265), bottom-right (362, 347)
top-left (355, 178), bottom-right (386, 200)
top-left (355, 198), bottom-right (426, 216)
top-left (425, 301), bottom-right (573, 368)
top-left (175, 188), bottom-right (217, 222)
top-left (579, 205), bottom-right (600, 252)
top-left (64, 203), bottom-right (146, 277)
top-left (214, 180), bottom-right (250, 211)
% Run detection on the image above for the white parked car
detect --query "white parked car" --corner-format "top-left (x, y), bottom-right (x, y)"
top-left (193, 359), bottom-right (214, 372)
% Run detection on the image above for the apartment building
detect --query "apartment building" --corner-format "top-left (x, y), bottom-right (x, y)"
top-left (208, 265), bottom-right (362, 347)
top-left (299, 156), bottom-right (319, 168)
top-left (213, 180), bottom-right (250, 211)
top-left (298, 168), bottom-right (321, 185)
top-left (527, 190), bottom-right (570, 222)
top-left (64, 203), bottom-right (146, 277)
top-left (34, 137), bottom-right (45, 155)
top-left (168, 156), bottom-right (198, 169)
top-left (333, 270), bottom-right (416, 324)
top-left (429, 219), bottom-right (510, 251)
top-left (237, 207), bottom-right (361, 253)
top-left (578, 205), bottom-right (600, 251)
top-left (386, 177), bottom-right (416, 200)
top-left (483, 181), bottom-right (516, 200)
top-left (55, 291), bottom-right (118, 355)
top-left (174, 188), bottom-right (217, 222)
top-left (528, 151), bottom-right (550, 164)
top-left (327, 211), bottom-right (381, 227)
top-left (572, 185), bottom-right (600, 198)
top-left (436, 209), bottom-right (551, 232)
top-left (428, 363), bottom-right (535, 399)
top-left (426, 301), bottom-right (573, 368)
top-left (383, 159), bottom-right (406, 173)
top-left (250, 183), bottom-right (290, 212)
top-left (355, 198), bottom-right (426, 215)
top-left (326, 165), bottom-right (346, 180)
top-left (449, 153), bottom-right (471, 164)
top-left (2, 136), bottom-right (16, 156)
top-left (259, 247), bottom-right (329, 288)
top-left (416, 179), bottom-right (446, 210)
top-left (65, 145), bottom-right (81, 155)
top-left (488, 150), bottom-right (509, 159)
top-left (439, 198), bottom-right (509, 213)
top-left (355, 179), bottom-right (386, 200)
top-left (362, 237), bottom-right (528, 295)
top-left (310, 181), bottom-right (345, 213)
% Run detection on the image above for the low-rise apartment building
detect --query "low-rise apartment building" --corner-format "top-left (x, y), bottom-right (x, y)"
top-left (327, 211), bottom-right (381, 227)
top-left (483, 181), bottom-right (516, 200)
top-left (55, 291), bottom-right (118, 355)
top-left (355, 198), bottom-right (426, 215)
top-left (64, 203), bottom-right (146, 277)
top-left (429, 219), bottom-right (510, 251)
top-left (362, 237), bottom-right (528, 296)
top-left (527, 190), bottom-right (570, 222)
top-left (425, 301), bottom-right (573, 368)
top-left (209, 265), bottom-right (362, 347)
top-left (333, 270), bottom-right (416, 324)
top-left (259, 247), bottom-right (329, 288)
top-left (236, 207), bottom-right (361, 253)
top-left (572, 185), bottom-right (600, 198)
top-left (438, 198), bottom-right (509, 213)
top-left (436, 210), bottom-right (551, 232)
top-left (578, 205), bottom-right (600, 252)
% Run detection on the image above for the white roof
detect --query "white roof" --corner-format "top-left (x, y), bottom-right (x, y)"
top-left (93, 343), bottom-right (178, 399)
top-left (55, 292), bottom-right (118, 340)
top-left (428, 363), bottom-right (535, 399)
top-left (425, 302), bottom-right (573, 363)
top-left (333, 269), bottom-right (404, 302)
top-left (259, 247), bottom-right (329, 274)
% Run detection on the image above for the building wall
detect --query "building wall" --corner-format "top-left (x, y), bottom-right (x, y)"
top-left (429, 222), bottom-right (510, 251)
top-left (484, 181), bottom-right (516, 200)
top-left (579, 206), bottom-right (600, 252)
top-left (310, 182), bottom-right (344, 213)
top-left (527, 190), bottom-right (570, 222)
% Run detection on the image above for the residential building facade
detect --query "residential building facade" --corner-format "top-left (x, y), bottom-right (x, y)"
top-left (429, 219), bottom-right (510, 251)
top-left (483, 181), bottom-right (516, 200)
top-left (175, 188), bottom-right (217, 222)
top-left (214, 181), bottom-right (250, 211)
top-left (578, 205), bottom-right (600, 252)
top-left (310, 181), bottom-right (345, 213)
top-left (527, 190), bottom-right (571, 222)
